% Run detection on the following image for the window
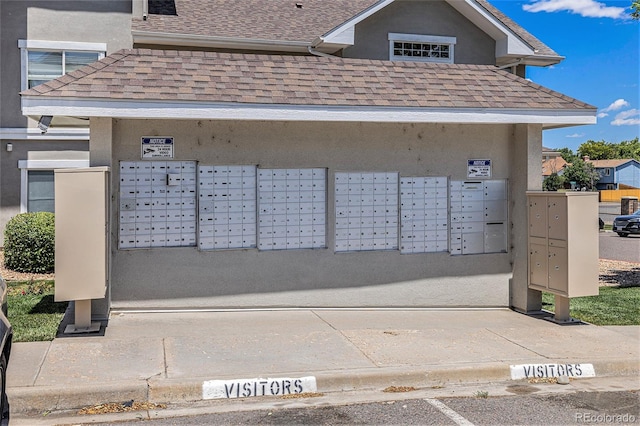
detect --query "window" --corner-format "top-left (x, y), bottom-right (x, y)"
top-left (605, 168), bottom-right (611, 176)
top-left (27, 171), bottom-right (55, 213)
top-left (18, 155), bottom-right (90, 213)
top-left (19, 40), bottom-right (106, 90)
top-left (389, 33), bottom-right (456, 64)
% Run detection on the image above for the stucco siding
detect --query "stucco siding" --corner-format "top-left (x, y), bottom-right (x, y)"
top-left (108, 120), bottom-right (515, 309)
top-left (0, 1), bottom-right (131, 236)
top-left (0, 140), bottom-right (89, 237)
top-left (342, 0), bottom-right (495, 65)
top-left (0, 0), bottom-right (132, 127)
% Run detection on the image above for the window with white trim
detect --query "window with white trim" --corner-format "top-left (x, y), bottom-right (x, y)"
top-left (388, 33), bottom-right (456, 64)
top-left (18, 40), bottom-right (106, 90)
top-left (18, 156), bottom-right (90, 213)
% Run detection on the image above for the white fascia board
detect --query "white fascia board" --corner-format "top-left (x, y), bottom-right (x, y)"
top-left (0, 127), bottom-right (90, 140)
top-left (318, 0), bottom-right (394, 47)
top-left (446, 0), bottom-right (534, 58)
top-left (18, 39), bottom-right (107, 52)
top-left (18, 159), bottom-right (90, 169)
top-left (132, 31), bottom-right (310, 53)
top-left (22, 97), bottom-right (597, 128)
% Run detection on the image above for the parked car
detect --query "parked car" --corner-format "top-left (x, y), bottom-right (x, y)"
top-left (0, 276), bottom-right (11, 425)
top-left (613, 209), bottom-right (640, 237)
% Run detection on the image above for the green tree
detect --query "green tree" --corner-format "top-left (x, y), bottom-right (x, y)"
top-left (558, 147), bottom-right (578, 163)
top-left (632, 0), bottom-right (640, 20)
top-left (614, 137), bottom-right (640, 160)
top-left (578, 140), bottom-right (616, 160)
top-left (562, 159), bottom-right (600, 191)
top-left (543, 172), bottom-right (565, 191)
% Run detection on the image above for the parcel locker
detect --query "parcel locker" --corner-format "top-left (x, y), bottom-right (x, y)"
top-left (484, 222), bottom-right (507, 253)
top-left (526, 192), bottom-right (598, 299)
top-left (461, 232), bottom-right (484, 254)
top-left (450, 179), bottom-right (508, 255)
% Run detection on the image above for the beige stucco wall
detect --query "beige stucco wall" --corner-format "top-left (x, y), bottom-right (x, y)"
top-left (103, 119), bottom-right (526, 310)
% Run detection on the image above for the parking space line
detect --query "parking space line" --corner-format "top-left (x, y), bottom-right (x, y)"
top-left (425, 398), bottom-right (475, 426)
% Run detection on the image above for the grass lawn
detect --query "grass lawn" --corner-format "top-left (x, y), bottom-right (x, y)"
top-left (7, 280), bottom-right (67, 342)
top-left (542, 286), bottom-right (640, 325)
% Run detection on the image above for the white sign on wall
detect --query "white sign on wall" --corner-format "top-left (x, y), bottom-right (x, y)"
top-left (141, 137), bottom-right (174, 159)
top-left (467, 159), bottom-right (491, 178)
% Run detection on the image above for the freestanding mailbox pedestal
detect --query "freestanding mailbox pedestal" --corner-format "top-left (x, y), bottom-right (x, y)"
top-left (54, 167), bottom-right (110, 333)
top-left (527, 191), bottom-right (599, 323)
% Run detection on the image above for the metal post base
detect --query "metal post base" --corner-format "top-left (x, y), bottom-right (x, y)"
top-left (63, 299), bottom-right (102, 334)
top-left (543, 316), bottom-right (584, 325)
top-left (543, 295), bottom-right (584, 325)
top-left (64, 322), bottom-right (102, 334)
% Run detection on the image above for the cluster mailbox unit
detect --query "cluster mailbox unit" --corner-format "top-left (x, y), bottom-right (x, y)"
top-left (54, 167), bottom-right (110, 333)
top-left (527, 191), bottom-right (599, 323)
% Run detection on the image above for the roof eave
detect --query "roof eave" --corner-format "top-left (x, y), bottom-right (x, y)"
top-left (132, 30), bottom-right (311, 53)
top-left (496, 54), bottom-right (565, 68)
top-left (22, 96), bottom-right (597, 128)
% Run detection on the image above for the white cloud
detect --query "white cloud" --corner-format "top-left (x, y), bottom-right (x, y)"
top-left (597, 112), bottom-right (609, 118)
top-left (611, 109), bottom-right (640, 126)
top-left (566, 133), bottom-right (585, 138)
top-left (523, 0), bottom-right (628, 19)
top-left (601, 98), bottom-right (630, 112)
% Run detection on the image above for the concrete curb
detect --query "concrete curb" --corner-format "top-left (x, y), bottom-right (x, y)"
top-left (9, 358), bottom-right (639, 415)
top-left (9, 381), bottom-right (148, 414)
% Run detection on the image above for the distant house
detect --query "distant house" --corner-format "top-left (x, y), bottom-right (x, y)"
top-left (587, 159), bottom-right (640, 190)
top-left (542, 147), bottom-right (567, 182)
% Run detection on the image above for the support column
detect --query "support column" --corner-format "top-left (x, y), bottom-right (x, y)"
top-left (89, 117), bottom-right (113, 321)
top-left (510, 124), bottom-right (543, 313)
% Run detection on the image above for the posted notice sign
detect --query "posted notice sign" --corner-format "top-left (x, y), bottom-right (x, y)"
top-left (142, 137), bottom-right (174, 159)
top-left (468, 159), bottom-right (491, 178)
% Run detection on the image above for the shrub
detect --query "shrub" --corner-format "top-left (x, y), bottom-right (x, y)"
top-left (3, 212), bottom-right (55, 273)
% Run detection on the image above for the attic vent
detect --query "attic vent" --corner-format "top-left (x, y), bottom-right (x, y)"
top-left (295, 3), bottom-right (303, 8)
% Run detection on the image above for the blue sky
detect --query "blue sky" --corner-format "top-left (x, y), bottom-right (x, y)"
top-left (492, 0), bottom-right (639, 152)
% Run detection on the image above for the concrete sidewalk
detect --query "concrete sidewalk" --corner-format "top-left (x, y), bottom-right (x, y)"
top-left (7, 309), bottom-right (640, 417)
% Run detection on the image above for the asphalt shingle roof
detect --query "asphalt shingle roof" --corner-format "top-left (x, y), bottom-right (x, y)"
top-left (542, 157), bottom-right (568, 176)
top-left (131, 0), bottom-right (559, 57)
top-left (132, 0), bottom-right (561, 60)
top-left (587, 159), bottom-right (638, 168)
top-left (22, 49), bottom-right (594, 111)
top-left (133, 0), bottom-right (379, 43)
